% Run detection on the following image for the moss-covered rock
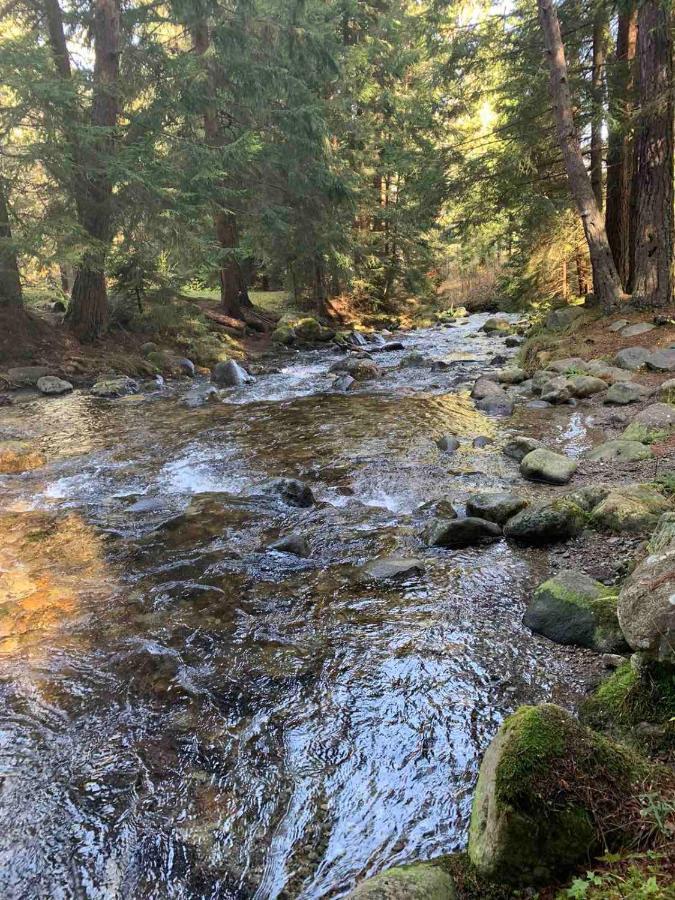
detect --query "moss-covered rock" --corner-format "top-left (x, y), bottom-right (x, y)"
top-left (468, 704), bottom-right (649, 884)
top-left (271, 323), bottom-right (296, 345)
top-left (503, 498), bottom-right (587, 544)
top-left (585, 440), bottom-right (653, 463)
top-left (346, 862), bottom-right (457, 899)
top-left (590, 485), bottom-right (671, 534)
top-left (523, 570), bottom-right (627, 652)
top-left (520, 448), bottom-right (577, 485)
top-left (481, 318), bottom-right (512, 334)
top-left (293, 317), bottom-right (335, 343)
top-left (623, 404), bottom-right (675, 443)
top-left (466, 492), bottom-right (528, 525)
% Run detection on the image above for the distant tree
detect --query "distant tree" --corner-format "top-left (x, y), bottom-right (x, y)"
top-left (0, 178), bottom-right (23, 309)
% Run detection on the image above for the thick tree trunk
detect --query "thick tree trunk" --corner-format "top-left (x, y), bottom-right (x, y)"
top-left (0, 179), bottom-right (23, 308)
top-left (590, 12), bottom-right (607, 210)
top-left (537, 0), bottom-right (625, 312)
top-left (631, 0), bottom-right (673, 308)
top-left (605, 3), bottom-right (637, 290)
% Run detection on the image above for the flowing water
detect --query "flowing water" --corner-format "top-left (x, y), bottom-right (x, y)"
top-left (0, 315), bottom-right (605, 899)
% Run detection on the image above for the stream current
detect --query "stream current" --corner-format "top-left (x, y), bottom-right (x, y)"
top-left (0, 314), bottom-right (605, 898)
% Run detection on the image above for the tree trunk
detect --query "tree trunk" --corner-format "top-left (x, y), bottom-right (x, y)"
top-left (590, 11), bottom-right (607, 210)
top-left (605, 2), bottom-right (637, 289)
top-left (537, 0), bottom-right (625, 312)
top-left (631, 0), bottom-right (673, 308)
top-left (0, 178), bottom-right (23, 308)
top-left (575, 243), bottom-right (591, 296)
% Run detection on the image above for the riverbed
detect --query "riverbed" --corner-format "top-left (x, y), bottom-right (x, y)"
top-left (0, 315), bottom-right (606, 899)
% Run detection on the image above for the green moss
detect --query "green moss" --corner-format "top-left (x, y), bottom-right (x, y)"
top-left (347, 861), bottom-right (456, 899)
top-left (622, 423), bottom-right (670, 445)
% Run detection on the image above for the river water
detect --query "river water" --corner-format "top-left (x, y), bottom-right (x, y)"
top-left (0, 315), bottom-right (604, 899)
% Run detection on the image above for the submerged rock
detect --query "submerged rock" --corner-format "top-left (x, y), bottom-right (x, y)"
top-left (520, 448), bottom-right (576, 485)
top-left (346, 862), bottom-right (456, 899)
top-left (332, 374), bottom-right (355, 392)
top-left (523, 571), bottom-right (626, 652)
top-left (37, 375), bottom-right (73, 395)
top-left (503, 498), bottom-right (586, 544)
top-left (468, 704), bottom-right (649, 884)
top-left (259, 478), bottom-right (315, 508)
top-left (585, 440), bottom-right (653, 463)
top-left (331, 358), bottom-right (381, 381)
top-left (91, 375), bottom-right (139, 398)
top-left (399, 351), bottom-right (428, 368)
top-left (466, 492), bottom-right (528, 525)
top-left (211, 359), bottom-right (253, 386)
top-left (424, 517), bottom-right (502, 548)
top-left (268, 533), bottom-right (310, 557)
top-left (358, 557), bottom-right (425, 582)
top-left (590, 484), bottom-right (670, 533)
top-left (502, 436), bottom-right (543, 462)
top-left (0, 440), bottom-right (45, 474)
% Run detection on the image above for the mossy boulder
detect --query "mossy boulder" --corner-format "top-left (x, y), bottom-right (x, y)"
top-left (523, 570), bottom-right (627, 652)
top-left (293, 317), bottom-right (335, 343)
top-left (346, 863), bottom-right (456, 899)
top-left (466, 492), bottom-right (528, 525)
top-left (91, 375), bottom-right (139, 398)
top-left (546, 306), bottom-right (584, 330)
top-left (604, 381), bottom-right (649, 405)
top-left (503, 498), bottom-right (586, 544)
top-left (468, 704), bottom-right (648, 884)
top-left (657, 378), bottom-right (675, 404)
top-left (623, 403), bottom-right (675, 443)
top-left (520, 448), bottom-right (577, 485)
top-left (502, 435), bottom-right (543, 462)
top-left (590, 485), bottom-right (671, 534)
top-left (271, 324), bottom-right (296, 345)
top-left (424, 517), bottom-right (502, 548)
top-left (568, 375), bottom-right (607, 398)
top-left (146, 350), bottom-right (183, 376)
top-left (585, 440), bottom-right (653, 463)
top-left (481, 318), bottom-right (512, 334)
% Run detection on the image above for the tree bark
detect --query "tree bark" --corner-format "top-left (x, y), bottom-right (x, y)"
top-left (537, 0), bottom-right (625, 312)
top-left (631, 0), bottom-right (673, 308)
top-left (590, 11), bottom-right (607, 210)
top-left (44, 0), bottom-right (119, 340)
top-left (605, 2), bottom-right (637, 289)
top-left (0, 178), bottom-right (23, 308)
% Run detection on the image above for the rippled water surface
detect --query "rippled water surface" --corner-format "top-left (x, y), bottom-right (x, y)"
top-left (0, 316), bottom-right (603, 898)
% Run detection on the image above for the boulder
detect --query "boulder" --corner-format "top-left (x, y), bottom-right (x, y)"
top-left (91, 376), bottom-right (139, 398)
top-left (540, 376), bottom-right (572, 404)
top-left (259, 478), bottom-right (315, 508)
top-left (618, 516), bottom-right (675, 663)
top-left (502, 436), bottom-right (543, 462)
top-left (475, 395), bottom-right (514, 417)
top-left (481, 318), bottom-right (512, 334)
top-left (177, 358), bottom-right (195, 377)
top-left (590, 485), bottom-right (670, 533)
top-left (141, 341), bottom-right (158, 356)
top-left (585, 440), bottom-right (653, 463)
top-left (546, 306), bottom-right (584, 330)
top-left (437, 435), bottom-right (460, 452)
top-left (523, 571), bottom-right (626, 652)
top-left (268, 533), bottom-right (310, 557)
top-left (424, 517), bottom-right (502, 548)
top-left (358, 557), bottom-right (426, 582)
top-left (497, 367), bottom-right (526, 385)
top-left (331, 358), bottom-right (381, 381)
top-left (293, 317), bottom-right (334, 342)
top-left (271, 324), bottom-right (296, 345)
top-left (531, 370), bottom-right (552, 394)
top-left (620, 322), bottom-right (655, 337)
top-left (0, 440), bottom-right (45, 475)
top-left (466, 492), bottom-right (528, 525)
top-left (472, 436), bottom-right (494, 449)
top-left (346, 863), bottom-right (456, 900)
top-left (614, 347), bottom-right (651, 371)
top-left (657, 378), bottom-right (675, 403)
top-left (332, 374), bottom-right (355, 392)
top-left (567, 375), bottom-right (607, 398)
top-left (645, 349), bottom-right (675, 373)
top-left (36, 376), bottom-right (73, 396)
top-left (583, 360), bottom-right (632, 383)
top-left (503, 498), bottom-right (586, 544)
top-left (471, 377), bottom-right (502, 400)
top-left (520, 448), bottom-right (577, 485)
top-left (6, 365), bottom-right (53, 386)
top-left (604, 381), bottom-right (648, 405)
top-left (545, 357), bottom-right (586, 374)
top-left (505, 335), bottom-right (524, 347)
top-left (622, 402), bottom-right (675, 442)
top-left (211, 360), bottom-right (253, 386)
top-left (468, 704), bottom-right (647, 884)
top-left (379, 341), bottom-right (405, 352)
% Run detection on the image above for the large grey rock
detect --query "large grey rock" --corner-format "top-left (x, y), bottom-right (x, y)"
top-left (546, 306), bottom-right (584, 330)
top-left (259, 478), bottom-right (315, 508)
top-left (620, 322), bottom-right (655, 337)
top-left (37, 376), bottom-right (73, 395)
top-left (520, 448), bottom-right (577, 484)
top-left (424, 517), bottom-right (502, 548)
top-left (346, 863), bottom-right (456, 900)
top-left (645, 349), bottom-right (675, 372)
top-left (568, 375), bottom-right (607, 398)
top-left (497, 367), bottom-right (526, 385)
top-left (545, 357), bottom-right (587, 375)
top-left (583, 360), bottom-right (632, 383)
top-left (503, 498), bottom-right (586, 543)
top-left (211, 359), bottom-right (254, 386)
top-left (331, 357), bottom-right (381, 381)
top-left (91, 376), bottom-right (139, 398)
top-left (358, 557), bottom-right (426, 582)
top-left (604, 381), bottom-right (648, 405)
top-left (614, 347), bottom-right (651, 370)
top-left (481, 317), bottom-right (512, 334)
top-left (523, 570), bottom-right (626, 652)
top-left (7, 365), bottom-right (53, 385)
top-left (475, 395), bottom-right (514, 417)
top-left (623, 403), bottom-right (675, 441)
top-left (585, 440), bottom-right (653, 462)
top-left (618, 518), bottom-right (675, 663)
top-left (608, 319), bottom-right (629, 332)
top-left (471, 376), bottom-right (502, 400)
top-left (502, 436), bottom-right (544, 462)
top-left (590, 485), bottom-right (670, 533)
top-left (268, 533), bottom-right (310, 557)
top-left (466, 492), bottom-right (528, 525)
top-left (532, 370), bottom-right (554, 393)
top-left (540, 376), bottom-right (572, 404)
